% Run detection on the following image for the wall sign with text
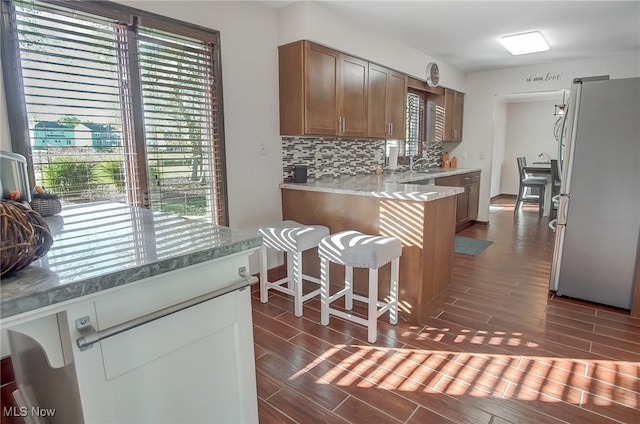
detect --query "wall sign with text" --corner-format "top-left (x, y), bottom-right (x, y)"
top-left (526, 72), bottom-right (564, 83)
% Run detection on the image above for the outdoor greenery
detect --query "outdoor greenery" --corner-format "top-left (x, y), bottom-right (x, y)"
top-left (57, 116), bottom-right (81, 127)
top-left (95, 160), bottom-right (125, 189)
top-left (43, 158), bottom-right (95, 193)
top-left (41, 156), bottom-right (208, 217)
top-left (161, 196), bottom-right (207, 217)
top-left (42, 158), bottom-right (125, 194)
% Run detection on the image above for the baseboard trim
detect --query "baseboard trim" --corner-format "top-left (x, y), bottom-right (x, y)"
top-left (491, 194), bottom-right (517, 200)
top-left (250, 265), bottom-right (286, 291)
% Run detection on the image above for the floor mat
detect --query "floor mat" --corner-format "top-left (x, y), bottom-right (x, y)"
top-left (454, 236), bottom-right (494, 256)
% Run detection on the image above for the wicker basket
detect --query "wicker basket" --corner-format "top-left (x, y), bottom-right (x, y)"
top-left (30, 194), bottom-right (62, 217)
top-left (0, 199), bottom-right (53, 277)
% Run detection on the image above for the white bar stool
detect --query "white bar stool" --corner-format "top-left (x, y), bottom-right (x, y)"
top-left (318, 230), bottom-right (402, 343)
top-left (259, 220), bottom-right (330, 317)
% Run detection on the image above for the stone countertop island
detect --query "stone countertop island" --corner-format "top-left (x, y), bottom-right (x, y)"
top-left (280, 171), bottom-right (470, 324)
top-left (1, 202), bottom-right (261, 321)
top-left (0, 202), bottom-right (261, 423)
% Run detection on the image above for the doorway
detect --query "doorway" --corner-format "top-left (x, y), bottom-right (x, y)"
top-left (490, 90), bottom-right (567, 218)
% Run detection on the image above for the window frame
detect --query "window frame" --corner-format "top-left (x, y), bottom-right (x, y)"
top-left (405, 88), bottom-right (426, 158)
top-left (0, 0), bottom-right (229, 225)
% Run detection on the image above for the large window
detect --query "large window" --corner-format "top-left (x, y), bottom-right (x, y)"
top-left (405, 90), bottom-right (425, 157)
top-left (1, 0), bottom-right (228, 224)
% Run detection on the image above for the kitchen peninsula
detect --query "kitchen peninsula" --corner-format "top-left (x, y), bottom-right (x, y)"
top-left (1, 202), bottom-right (261, 423)
top-left (281, 168), bottom-right (479, 323)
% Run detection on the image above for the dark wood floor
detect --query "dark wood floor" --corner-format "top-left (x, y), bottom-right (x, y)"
top-left (252, 196), bottom-right (640, 424)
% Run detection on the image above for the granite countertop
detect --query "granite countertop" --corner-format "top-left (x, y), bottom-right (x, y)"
top-left (0, 202), bottom-right (262, 320)
top-left (389, 167), bottom-right (482, 182)
top-left (280, 168), bottom-right (482, 201)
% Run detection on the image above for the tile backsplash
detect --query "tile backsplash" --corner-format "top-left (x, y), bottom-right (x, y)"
top-left (423, 142), bottom-right (445, 167)
top-left (281, 138), bottom-right (445, 181)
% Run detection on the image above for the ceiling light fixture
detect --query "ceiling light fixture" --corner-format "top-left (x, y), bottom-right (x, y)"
top-left (500, 31), bottom-right (549, 55)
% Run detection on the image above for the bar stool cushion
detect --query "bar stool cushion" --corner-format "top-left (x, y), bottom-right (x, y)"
top-left (259, 220), bottom-right (329, 253)
top-left (319, 230), bottom-right (402, 269)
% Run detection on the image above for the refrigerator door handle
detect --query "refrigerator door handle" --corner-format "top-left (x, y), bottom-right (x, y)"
top-left (560, 82), bottom-right (583, 195)
top-left (548, 219), bottom-right (557, 232)
top-left (557, 194), bottom-right (570, 226)
top-left (549, 222), bottom-right (566, 292)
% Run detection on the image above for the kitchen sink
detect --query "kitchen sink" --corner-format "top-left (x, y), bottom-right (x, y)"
top-left (409, 178), bottom-right (435, 185)
top-left (413, 167), bottom-right (446, 174)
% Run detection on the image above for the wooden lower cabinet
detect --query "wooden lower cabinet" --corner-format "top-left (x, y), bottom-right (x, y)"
top-left (468, 181), bottom-right (480, 221)
top-left (435, 171), bottom-right (481, 232)
top-left (281, 188), bottom-right (457, 323)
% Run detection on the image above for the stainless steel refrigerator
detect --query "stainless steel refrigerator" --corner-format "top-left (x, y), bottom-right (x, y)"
top-left (549, 76), bottom-right (640, 310)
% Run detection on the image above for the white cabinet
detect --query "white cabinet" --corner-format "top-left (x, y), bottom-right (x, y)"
top-left (6, 251), bottom-right (259, 424)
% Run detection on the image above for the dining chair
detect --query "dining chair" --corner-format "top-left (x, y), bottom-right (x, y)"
top-left (549, 159), bottom-right (561, 220)
top-left (515, 157), bottom-right (547, 216)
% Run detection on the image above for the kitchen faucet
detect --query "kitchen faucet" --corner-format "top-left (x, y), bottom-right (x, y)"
top-left (409, 156), bottom-right (430, 171)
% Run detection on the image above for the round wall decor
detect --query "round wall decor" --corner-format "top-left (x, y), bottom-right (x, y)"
top-left (426, 62), bottom-right (439, 87)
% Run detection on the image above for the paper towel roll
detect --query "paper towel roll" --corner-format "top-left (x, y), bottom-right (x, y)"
top-left (388, 146), bottom-right (398, 170)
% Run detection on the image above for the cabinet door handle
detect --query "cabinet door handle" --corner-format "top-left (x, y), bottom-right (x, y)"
top-left (390, 123), bottom-right (393, 136)
top-left (75, 267), bottom-right (258, 351)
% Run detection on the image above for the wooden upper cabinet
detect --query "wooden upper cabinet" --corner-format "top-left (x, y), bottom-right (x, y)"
top-left (367, 65), bottom-right (388, 138)
top-left (340, 54), bottom-right (368, 138)
top-left (367, 64), bottom-right (406, 139)
top-left (304, 43), bottom-right (340, 136)
top-left (278, 40), bottom-right (368, 137)
top-left (278, 41), bottom-right (306, 136)
top-left (387, 69), bottom-right (407, 139)
top-left (443, 88), bottom-right (465, 142)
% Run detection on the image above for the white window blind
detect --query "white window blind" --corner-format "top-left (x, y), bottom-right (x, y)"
top-left (2, 0), bottom-right (227, 224)
top-left (11, 1), bottom-right (136, 204)
top-left (405, 90), bottom-right (425, 157)
top-left (138, 26), bottom-right (222, 220)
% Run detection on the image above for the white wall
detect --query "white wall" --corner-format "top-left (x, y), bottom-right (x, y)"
top-left (113, 1), bottom-right (283, 233)
top-left (3, 2), bottom-right (639, 236)
top-left (275, 3), bottom-right (640, 214)
top-left (277, 1), bottom-right (468, 92)
top-left (462, 52), bottom-right (640, 222)
top-left (500, 99), bottom-right (561, 195)
top-left (0, 1), bottom-right (284, 232)
top-left (490, 100), bottom-right (508, 197)
top-left (0, 1), bottom-right (284, 356)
